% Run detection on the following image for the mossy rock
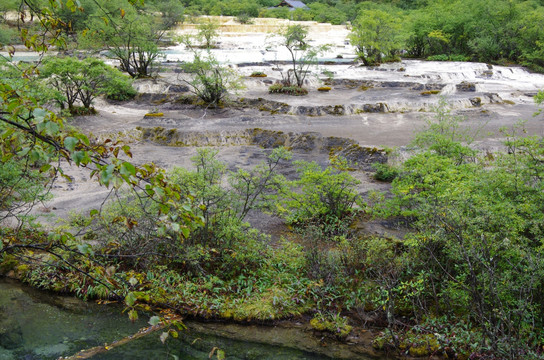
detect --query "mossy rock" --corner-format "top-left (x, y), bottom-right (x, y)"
top-left (310, 317), bottom-right (352, 338)
top-left (469, 97), bottom-right (482, 106)
top-left (456, 81), bottom-right (476, 92)
top-left (144, 112), bottom-right (164, 117)
top-left (317, 86), bottom-right (332, 92)
top-left (250, 73), bottom-right (267, 77)
top-left (420, 90), bottom-right (441, 96)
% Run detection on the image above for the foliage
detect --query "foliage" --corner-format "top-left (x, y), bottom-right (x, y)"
top-left (169, 147), bottom-right (289, 242)
top-left (276, 156), bottom-right (363, 226)
top-left (0, 159), bottom-right (51, 226)
top-left (349, 7), bottom-right (405, 66)
top-left (372, 163), bottom-right (398, 182)
top-left (412, 98), bottom-right (481, 164)
top-left (402, 0), bottom-right (544, 70)
top-left (374, 104), bottom-right (544, 357)
top-left (0, 1), bottom-right (199, 321)
top-left (0, 23), bottom-right (18, 46)
top-left (310, 312), bottom-right (352, 338)
top-left (39, 56), bottom-right (135, 113)
top-left (81, 1), bottom-right (165, 78)
top-left (271, 24), bottom-right (328, 88)
top-left (268, 83), bottom-right (308, 96)
top-left (235, 13), bottom-right (253, 24)
top-left (180, 50), bottom-right (244, 106)
top-left (195, 18), bottom-right (220, 48)
top-left (427, 54), bottom-right (470, 62)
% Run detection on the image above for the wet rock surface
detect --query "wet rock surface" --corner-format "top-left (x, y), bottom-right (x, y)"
top-left (140, 127), bottom-right (387, 170)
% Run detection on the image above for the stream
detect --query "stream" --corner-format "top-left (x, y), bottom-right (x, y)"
top-left (0, 279), bottom-right (381, 360)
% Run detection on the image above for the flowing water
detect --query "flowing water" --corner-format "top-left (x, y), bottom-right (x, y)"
top-left (0, 279), bottom-right (379, 360)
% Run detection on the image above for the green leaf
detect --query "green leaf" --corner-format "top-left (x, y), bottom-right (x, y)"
top-left (44, 121), bottom-right (60, 135)
top-left (72, 151), bottom-right (87, 166)
top-left (75, 133), bottom-right (90, 146)
top-left (40, 164), bottom-right (52, 172)
top-left (160, 331), bottom-right (169, 344)
top-left (125, 292), bottom-right (137, 306)
top-left (120, 162), bottom-right (136, 178)
top-left (64, 137), bottom-right (78, 153)
top-left (77, 243), bottom-right (94, 256)
top-left (171, 223), bottom-right (180, 233)
top-left (148, 316), bottom-right (160, 326)
top-left (128, 309), bottom-right (138, 322)
top-left (33, 108), bottom-right (47, 122)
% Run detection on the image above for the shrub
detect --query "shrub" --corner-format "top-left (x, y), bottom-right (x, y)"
top-left (372, 163), bottom-right (399, 182)
top-left (426, 54), bottom-right (449, 61)
top-left (268, 83), bottom-right (308, 96)
top-left (181, 51), bottom-right (244, 106)
top-left (420, 90), bottom-right (441, 96)
top-left (277, 157), bottom-right (363, 225)
top-left (235, 13), bottom-right (254, 24)
top-left (68, 106), bottom-right (98, 116)
top-left (310, 312), bottom-right (353, 338)
top-left (427, 54), bottom-right (470, 62)
top-left (250, 71), bottom-right (267, 77)
top-left (103, 76), bottom-right (137, 101)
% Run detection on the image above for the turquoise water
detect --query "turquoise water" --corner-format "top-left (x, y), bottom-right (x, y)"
top-left (0, 280), bottom-right (337, 360)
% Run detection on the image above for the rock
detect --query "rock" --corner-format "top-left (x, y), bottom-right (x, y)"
top-left (168, 85), bottom-right (190, 93)
top-left (361, 103), bottom-right (388, 113)
top-left (469, 97), bottom-right (482, 107)
top-left (479, 70), bottom-right (493, 78)
top-left (456, 81), bottom-right (476, 92)
top-left (484, 93), bottom-right (502, 103)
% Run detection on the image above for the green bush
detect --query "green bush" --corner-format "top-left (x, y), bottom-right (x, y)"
top-left (104, 75), bottom-right (137, 101)
top-left (181, 51), bottom-right (244, 105)
top-left (0, 159), bottom-right (51, 223)
top-left (277, 157), bottom-right (363, 226)
top-left (426, 54), bottom-right (449, 61)
top-left (372, 163), bottom-right (398, 182)
top-left (268, 83), bottom-right (308, 96)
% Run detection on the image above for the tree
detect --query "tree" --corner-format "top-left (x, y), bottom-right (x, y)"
top-left (277, 157), bottom-right (363, 226)
top-left (0, 0), bottom-right (197, 312)
top-left (39, 56), bottom-right (135, 114)
top-left (378, 103), bottom-right (544, 358)
top-left (179, 34), bottom-right (243, 106)
top-left (349, 8), bottom-right (405, 66)
top-left (272, 24), bottom-right (328, 88)
top-left (82, 2), bottom-right (164, 78)
top-left (151, 0), bottom-right (185, 30)
top-left (195, 18), bottom-right (219, 48)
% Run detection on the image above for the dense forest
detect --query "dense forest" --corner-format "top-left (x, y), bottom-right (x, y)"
top-left (2, 0), bottom-right (544, 359)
